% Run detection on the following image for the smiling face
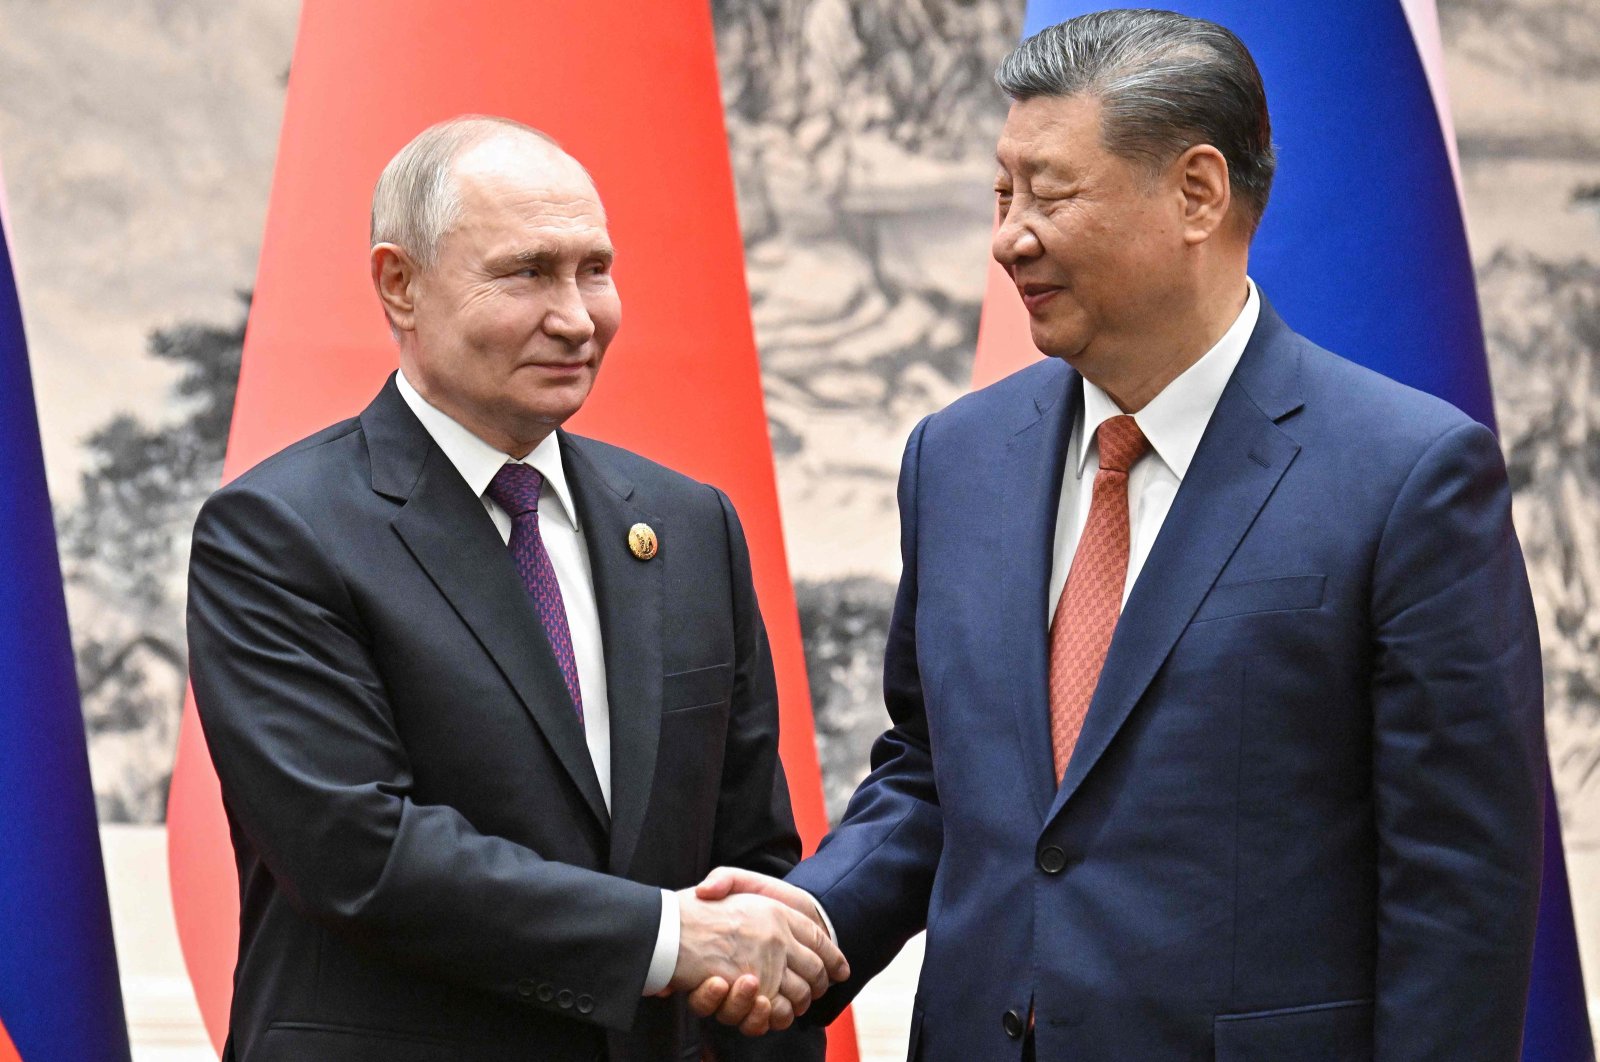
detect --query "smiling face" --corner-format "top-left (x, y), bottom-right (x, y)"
top-left (993, 94), bottom-right (1194, 388)
top-left (383, 134), bottom-right (621, 456)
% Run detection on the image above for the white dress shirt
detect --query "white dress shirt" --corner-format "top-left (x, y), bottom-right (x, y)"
top-left (1048, 279), bottom-right (1260, 613)
top-left (396, 370), bottom-right (680, 996)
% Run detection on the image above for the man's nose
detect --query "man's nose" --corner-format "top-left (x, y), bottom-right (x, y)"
top-left (541, 279), bottom-right (596, 344)
top-left (991, 205), bottom-right (1041, 267)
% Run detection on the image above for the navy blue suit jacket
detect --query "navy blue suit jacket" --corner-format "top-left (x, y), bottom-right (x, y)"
top-left (788, 301), bottom-right (1544, 1061)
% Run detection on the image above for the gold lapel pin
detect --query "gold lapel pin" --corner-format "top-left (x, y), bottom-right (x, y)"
top-left (627, 522), bottom-right (658, 561)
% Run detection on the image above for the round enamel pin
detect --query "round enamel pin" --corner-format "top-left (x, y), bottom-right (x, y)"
top-left (628, 523), bottom-right (658, 561)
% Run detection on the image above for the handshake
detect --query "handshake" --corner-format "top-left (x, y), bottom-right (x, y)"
top-left (665, 868), bottom-right (851, 1036)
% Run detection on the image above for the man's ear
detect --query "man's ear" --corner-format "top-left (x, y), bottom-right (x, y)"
top-left (371, 243), bottom-right (420, 333)
top-left (1175, 144), bottom-right (1232, 246)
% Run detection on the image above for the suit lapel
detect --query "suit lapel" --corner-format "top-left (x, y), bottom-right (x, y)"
top-left (363, 379), bottom-right (610, 831)
top-left (999, 363), bottom-right (1079, 821)
top-left (561, 435), bottom-right (664, 878)
top-left (1048, 306), bottom-right (1306, 821)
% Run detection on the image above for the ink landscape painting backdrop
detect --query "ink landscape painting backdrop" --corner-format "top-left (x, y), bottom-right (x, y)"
top-left (0, 0), bottom-right (1595, 1057)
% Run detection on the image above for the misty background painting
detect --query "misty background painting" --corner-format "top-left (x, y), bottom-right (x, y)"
top-left (1, 0), bottom-right (1596, 1052)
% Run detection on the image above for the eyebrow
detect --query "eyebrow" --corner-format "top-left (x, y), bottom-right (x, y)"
top-left (490, 245), bottom-right (615, 271)
top-left (995, 150), bottom-right (1074, 178)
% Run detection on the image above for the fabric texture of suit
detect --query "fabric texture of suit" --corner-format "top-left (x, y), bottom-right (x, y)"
top-left (788, 298), bottom-right (1544, 1061)
top-left (188, 376), bottom-right (823, 1062)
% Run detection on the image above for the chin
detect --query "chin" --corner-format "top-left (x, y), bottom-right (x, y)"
top-left (1029, 329), bottom-right (1089, 363)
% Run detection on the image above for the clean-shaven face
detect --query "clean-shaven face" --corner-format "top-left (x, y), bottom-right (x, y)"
top-left (992, 94), bottom-right (1189, 372)
top-left (407, 136), bottom-right (622, 450)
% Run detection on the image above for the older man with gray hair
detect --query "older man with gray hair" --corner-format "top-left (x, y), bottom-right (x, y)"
top-left (187, 115), bottom-right (843, 1062)
top-left (698, 10), bottom-right (1544, 1061)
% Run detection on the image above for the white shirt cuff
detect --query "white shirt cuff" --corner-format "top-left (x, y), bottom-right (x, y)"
top-left (642, 888), bottom-right (680, 996)
top-left (801, 888), bottom-right (838, 943)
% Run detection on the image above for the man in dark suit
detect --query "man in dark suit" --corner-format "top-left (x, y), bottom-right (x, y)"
top-left (696, 11), bottom-right (1545, 1060)
top-left (187, 116), bottom-right (844, 1062)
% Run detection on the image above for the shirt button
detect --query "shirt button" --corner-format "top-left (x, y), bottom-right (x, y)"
top-left (1003, 1008), bottom-right (1026, 1039)
top-left (1038, 845), bottom-right (1068, 874)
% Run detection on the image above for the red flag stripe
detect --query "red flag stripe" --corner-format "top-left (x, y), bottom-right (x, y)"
top-left (0, 1017), bottom-right (22, 1062)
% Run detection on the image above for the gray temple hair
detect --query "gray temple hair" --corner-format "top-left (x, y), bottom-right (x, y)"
top-left (995, 9), bottom-right (1276, 230)
top-left (370, 115), bottom-right (563, 267)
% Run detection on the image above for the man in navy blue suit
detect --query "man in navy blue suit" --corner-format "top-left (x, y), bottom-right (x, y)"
top-left (694, 10), bottom-right (1545, 1060)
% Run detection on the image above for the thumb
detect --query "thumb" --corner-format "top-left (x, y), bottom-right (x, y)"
top-left (694, 866), bottom-right (743, 900)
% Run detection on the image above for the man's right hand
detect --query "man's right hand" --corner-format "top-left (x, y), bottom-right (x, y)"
top-left (670, 890), bottom-right (847, 1036)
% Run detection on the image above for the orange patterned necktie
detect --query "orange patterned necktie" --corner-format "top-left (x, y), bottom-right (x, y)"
top-left (1049, 414), bottom-right (1149, 785)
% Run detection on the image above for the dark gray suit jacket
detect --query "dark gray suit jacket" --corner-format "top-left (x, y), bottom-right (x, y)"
top-left (188, 376), bottom-right (823, 1062)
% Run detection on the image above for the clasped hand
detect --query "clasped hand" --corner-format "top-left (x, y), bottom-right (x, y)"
top-left (667, 868), bottom-right (849, 1036)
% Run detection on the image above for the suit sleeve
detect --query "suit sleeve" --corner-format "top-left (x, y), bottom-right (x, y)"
top-left (1368, 419), bottom-right (1544, 1061)
top-left (785, 417), bottom-right (945, 1023)
top-left (187, 483), bottom-right (662, 1032)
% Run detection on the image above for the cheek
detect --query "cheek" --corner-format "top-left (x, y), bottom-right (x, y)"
top-left (589, 289), bottom-right (623, 344)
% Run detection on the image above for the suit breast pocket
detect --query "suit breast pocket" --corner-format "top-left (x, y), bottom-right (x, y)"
top-left (663, 662), bottom-right (733, 713)
top-left (1213, 998), bottom-right (1371, 1062)
top-left (1193, 574), bottom-right (1325, 624)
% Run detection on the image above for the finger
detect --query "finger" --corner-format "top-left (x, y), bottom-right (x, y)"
top-left (737, 993), bottom-right (773, 1037)
top-left (694, 866), bottom-right (738, 901)
top-left (780, 969), bottom-right (813, 1016)
top-left (687, 976), bottom-right (730, 1017)
top-left (818, 932), bottom-right (850, 983)
top-left (713, 974), bottom-right (761, 1026)
top-left (795, 914), bottom-right (849, 983)
top-left (768, 992), bottom-right (796, 1032)
top-left (695, 867), bottom-right (796, 907)
top-left (780, 924), bottom-right (827, 997)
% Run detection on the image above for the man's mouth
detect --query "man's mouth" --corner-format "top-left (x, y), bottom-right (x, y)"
top-left (1018, 283), bottom-right (1064, 313)
top-left (522, 360), bottom-right (590, 375)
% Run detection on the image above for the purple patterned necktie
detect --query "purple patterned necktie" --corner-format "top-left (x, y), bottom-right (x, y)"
top-left (486, 463), bottom-right (584, 724)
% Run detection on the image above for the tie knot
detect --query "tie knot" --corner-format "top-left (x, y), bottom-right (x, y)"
top-left (486, 462), bottom-right (545, 517)
top-left (1096, 415), bottom-right (1148, 474)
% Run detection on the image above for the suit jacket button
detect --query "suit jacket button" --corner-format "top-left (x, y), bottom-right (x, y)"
top-left (537, 983), bottom-right (555, 1003)
top-left (558, 988), bottom-right (576, 1009)
top-left (516, 978), bottom-right (537, 998)
top-left (1003, 1008), bottom-right (1026, 1039)
top-left (577, 994), bottom-right (595, 1015)
top-left (1038, 845), bottom-right (1068, 874)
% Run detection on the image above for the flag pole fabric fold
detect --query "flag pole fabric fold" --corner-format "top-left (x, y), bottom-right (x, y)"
top-left (0, 172), bottom-right (132, 1062)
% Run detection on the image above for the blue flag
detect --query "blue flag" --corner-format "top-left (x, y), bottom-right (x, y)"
top-left (0, 197), bottom-right (132, 1059)
top-left (1013, 3), bottom-right (1593, 1058)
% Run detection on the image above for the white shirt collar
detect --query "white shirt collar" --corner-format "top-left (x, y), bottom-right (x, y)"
top-left (1077, 277), bottom-right (1260, 481)
top-left (395, 368), bottom-right (581, 532)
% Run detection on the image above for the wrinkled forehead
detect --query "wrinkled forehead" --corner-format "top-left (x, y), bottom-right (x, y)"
top-left (995, 94), bottom-right (1107, 178)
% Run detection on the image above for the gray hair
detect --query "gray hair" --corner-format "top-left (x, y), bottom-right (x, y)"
top-left (370, 115), bottom-right (561, 267)
top-left (996, 9), bottom-right (1275, 229)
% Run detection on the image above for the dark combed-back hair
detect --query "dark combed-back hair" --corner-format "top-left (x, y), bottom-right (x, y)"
top-left (995, 9), bottom-right (1276, 230)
